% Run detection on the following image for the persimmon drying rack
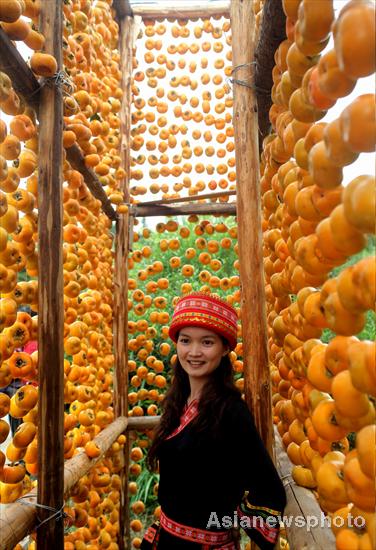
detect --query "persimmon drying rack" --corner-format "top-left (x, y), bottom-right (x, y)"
top-left (0, 1), bottom-right (335, 549)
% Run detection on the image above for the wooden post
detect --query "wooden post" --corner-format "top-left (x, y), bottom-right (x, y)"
top-left (37, 1), bottom-right (64, 549)
top-left (230, 0), bottom-right (273, 455)
top-left (114, 14), bottom-right (136, 550)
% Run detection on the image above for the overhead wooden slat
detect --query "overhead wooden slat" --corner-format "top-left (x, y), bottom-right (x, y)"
top-left (131, 202), bottom-right (236, 217)
top-left (139, 189), bottom-right (236, 206)
top-left (130, 0), bottom-right (230, 19)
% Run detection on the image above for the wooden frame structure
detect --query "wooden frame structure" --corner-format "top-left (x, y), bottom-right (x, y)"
top-left (0, 1), bottom-right (336, 549)
top-left (36, 4), bottom-right (65, 548)
top-left (231, 0), bottom-right (272, 454)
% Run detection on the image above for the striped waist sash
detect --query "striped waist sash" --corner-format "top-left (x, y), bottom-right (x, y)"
top-left (160, 509), bottom-right (236, 548)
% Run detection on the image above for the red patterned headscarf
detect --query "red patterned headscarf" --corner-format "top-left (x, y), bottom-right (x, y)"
top-left (168, 292), bottom-right (238, 350)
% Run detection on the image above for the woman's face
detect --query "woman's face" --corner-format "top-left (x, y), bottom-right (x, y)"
top-left (176, 326), bottom-right (228, 380)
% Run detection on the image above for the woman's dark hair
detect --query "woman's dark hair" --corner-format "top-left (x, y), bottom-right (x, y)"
top-left (146, 350), bottom-right (240, 471)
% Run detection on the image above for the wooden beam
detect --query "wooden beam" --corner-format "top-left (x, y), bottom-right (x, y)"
top-left (255, 0), bottom-right (286, 148)
top-left (131, 1), bottom-right (230, 19)
top-left (0, 417), bottom-right (128, 550)
top-left (0, 487), bottom-right (38, 550)
top-left (64, 417), bottom-right (128, 494)
top-left (275, 431), bottom-right (336, 549)
top-left (131, 202), bottom-right (236, 217)
top-left (139, 189), bottom-right (236, 206)
top-left (113, 14), bottom-right (135, 550)
top-left (231, 1), bottom-right (273, 455)
top-left (65, 144), bottom-right (118, 221)
top-left (0, 27), bottom-right (40, 111)
top-left (127, 416), bottom-right (160, 430)
top-left (37, 2), bottom-right (64, 549)
top-left (112, 0), bottom-right (133, 18)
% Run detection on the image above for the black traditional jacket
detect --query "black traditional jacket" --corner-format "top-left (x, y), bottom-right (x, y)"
top-left (156, 395), bottom-right (287, 549)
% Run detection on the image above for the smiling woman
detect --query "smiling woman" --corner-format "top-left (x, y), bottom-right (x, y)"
top-left (142, 292), bottom-right (287, 550)
top-left (176, 326), bottom-right (229, 396)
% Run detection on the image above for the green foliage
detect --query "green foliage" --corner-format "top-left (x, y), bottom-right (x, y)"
top-left (130, 459), bottom-right (159, 510)
top-left (127, 215), bottom-right (239, 389)
top-left (329, 235), bottom-right (375, 278)
top-left (322, 235), bottom-right (376, 343)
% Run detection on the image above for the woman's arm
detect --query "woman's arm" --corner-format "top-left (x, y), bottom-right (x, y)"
top-left (229, 399), bottom-right (287, 550)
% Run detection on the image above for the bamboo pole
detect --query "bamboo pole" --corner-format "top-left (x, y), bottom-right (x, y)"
top-left (64, 417), bottom-right (128, 493)
top-left (230, 1), bottom-right (273, 455)
top-left (0, 489), bottom-right (38, 550)
top-left (36, 1), bottom-right (64, 548)
top-left (114, 13), bottom-right (136, 550)
top-left (0, 417), bottom-right (128, 550)
top-left (131, 202), bottom-right (236, 217)
top-left (130, 1), bottom-right (230, 19)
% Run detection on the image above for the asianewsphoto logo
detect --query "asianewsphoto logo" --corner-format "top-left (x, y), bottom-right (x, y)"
top-left (206, 511), bottom-right (366, 532)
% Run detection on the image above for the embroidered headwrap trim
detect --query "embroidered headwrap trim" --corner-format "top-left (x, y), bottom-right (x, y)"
top-left (168, 292), bottom-right (238, 350)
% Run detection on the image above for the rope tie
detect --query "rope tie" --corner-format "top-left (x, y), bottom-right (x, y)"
top-left (40, 70), bottom-right (75, 96)
top-left (226, 62), bottom-right (270, 95)
top-left (26, 69), bottom-right (75, 100)
top-left (17, 496), bottom-right (74, 531)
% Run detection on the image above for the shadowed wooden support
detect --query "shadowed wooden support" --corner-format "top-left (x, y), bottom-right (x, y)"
top-left (0, 27), bottom-right (40, 110)
top-left (114, 13), bottom-right (137, 550)
top-left (37, 1), bottom-right (64, 549)
top-left (231, 0), bottom-right (273, 459)
top-left (65, 144), bottom-right (118, 221)
top-left (113, 0), bottom-right (133, 18)
top-left (255, 0), bottom-right (287, 149)
top-left (131, 202), bottom-right (236, 217)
